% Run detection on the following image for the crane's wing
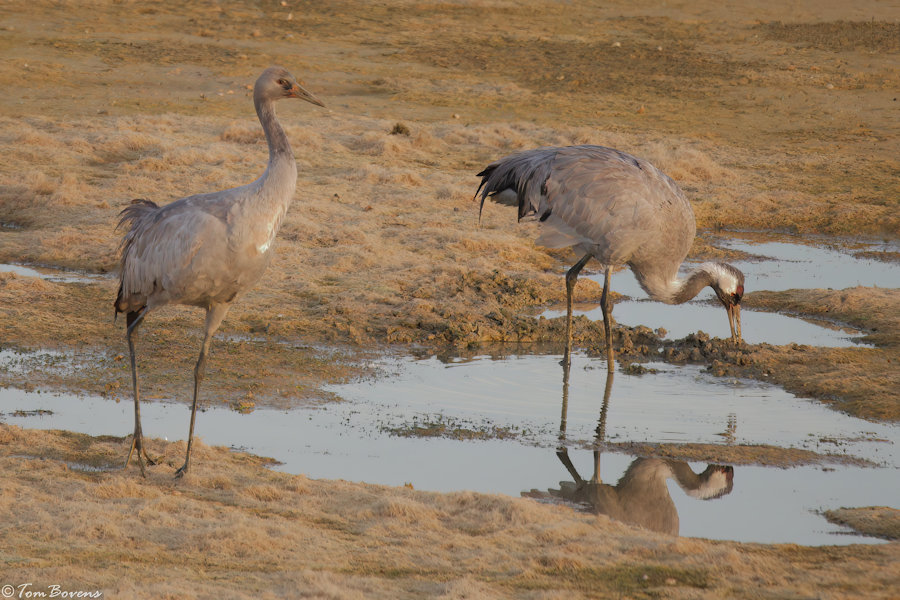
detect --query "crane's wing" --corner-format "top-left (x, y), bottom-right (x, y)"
top-left (476, 145), bottom-right (693, 265)
top-left (115, 197), bottom-right (228, 312)
top-left (540, 146), bottom-right (690, 264)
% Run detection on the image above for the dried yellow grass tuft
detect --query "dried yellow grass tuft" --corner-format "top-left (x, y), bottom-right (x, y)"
top-left (93, 479), bottom-right (162, 500)
top-left (243, 484), bottom-right (286, 502)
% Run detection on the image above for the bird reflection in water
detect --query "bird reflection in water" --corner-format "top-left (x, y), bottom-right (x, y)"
top-left (524, 361), bottom-right (734, 536)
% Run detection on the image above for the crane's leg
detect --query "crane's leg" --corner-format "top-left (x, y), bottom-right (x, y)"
top-left (175, 303), bottom-right (230, 479)
top-left (600, 266), bottom-right (615, 372)
top-left (563, 254), bottom-right (592, 367)
top-left (124, 306), bottom-right (157, 476)
top-left (590, 369), bottom-right (614, 484)
top-left (556, 358), bottom-right (585, 485)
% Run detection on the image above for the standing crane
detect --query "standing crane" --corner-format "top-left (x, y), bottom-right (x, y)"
top-left (114, 67), bottom-right (324, 477)
top-left (475, 145), bottom-right (744, 370)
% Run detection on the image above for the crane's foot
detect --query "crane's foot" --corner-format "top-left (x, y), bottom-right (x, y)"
top-left (142, 450), bottom-right (158, 467)
top-left (125, 435), bottom-right (158, 477)
top-left (173, 462), bottom-right (189, 479)
top-left (123, 449), bottom-right (146, 477)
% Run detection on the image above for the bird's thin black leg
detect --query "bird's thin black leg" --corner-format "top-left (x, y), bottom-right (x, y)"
top-left (563, 254), bottom-right (592, 367)
top-left (600, 266), bottom-right (615, 372)
top-left (590, 369), bottom-right (614, 484)
top-left (175, 304), bottom-right (230, 479)
top-left (555, 358), bottom-right (584, 485)
top-left (124, 306), bottom-right (156, 476)
top-left (556, 447), bottom-right (584, 487)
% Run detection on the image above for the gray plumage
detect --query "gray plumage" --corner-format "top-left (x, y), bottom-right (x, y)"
top-left (548, 458), bottom-right (734, 536)
top-left (115, 66), bottom-right (324, 477)
top-left (476, 145), bottom-right (744, 369)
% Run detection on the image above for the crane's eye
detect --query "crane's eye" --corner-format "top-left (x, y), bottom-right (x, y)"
top-left (277, 78), bottom-right (289, 87)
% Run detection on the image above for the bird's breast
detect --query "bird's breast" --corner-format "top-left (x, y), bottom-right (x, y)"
top-left (225, 192), bottom-right (290, 257)
top-left (256, 221), bottom-right (277, 254)
top-left (253, 207), bottom-right (287, 255)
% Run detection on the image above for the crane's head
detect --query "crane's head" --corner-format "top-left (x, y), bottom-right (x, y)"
top-left (686, 465), bottom-right (734, 500)
top-left (707, 262), bottom-right (744, 343)
top-left (255, 66), bottom-right (325, 107)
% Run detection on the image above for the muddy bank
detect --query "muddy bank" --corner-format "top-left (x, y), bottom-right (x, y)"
top-left (740, 288), bottom-right (900, 421)
top-left (824, 507), bottom-right (900, 541)
top-left (602, 441), bottom-right (876, 468)
top-left (391, 284), bottom-right (900, 422)
top-left (2, 266), bottom-right (897, 423)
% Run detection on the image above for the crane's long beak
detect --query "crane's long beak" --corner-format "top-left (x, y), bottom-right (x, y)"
top-left (290, 83), bottom-right (326, 107)
top-left (726, 303), bottom-right (742, 343)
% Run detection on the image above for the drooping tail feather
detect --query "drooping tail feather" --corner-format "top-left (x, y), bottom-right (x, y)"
top-left (114, 199), bottom-right (159, 318)
top-left (116, 199), bottom-right (159, 235)
top-left (474, 146), bottom-right (560, 224)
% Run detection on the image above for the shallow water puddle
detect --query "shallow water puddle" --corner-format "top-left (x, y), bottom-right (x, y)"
top-left (549, 235), bottom-right (898, 345)
top-left (0, 263), bottom-right (110, 284)
top-left (1, 352), bottom-right (896, 545)
top-left (721, 235), bottom-right (900, 291)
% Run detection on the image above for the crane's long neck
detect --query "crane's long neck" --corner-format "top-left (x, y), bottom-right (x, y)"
top-left (667, 461), bottom-right (732, 500)
top-left (255, 96), bottom-right (295, 163)
top-left (666, 460), bottom-right (704, 490)
top-left (635, 263), bottom-right (714, 305)
top-left (252, 94), bottom-right (298, 208)
top-left (248, 94), bottom-right (298, 253)
top-left (670, 267), bottom-right (715, 304)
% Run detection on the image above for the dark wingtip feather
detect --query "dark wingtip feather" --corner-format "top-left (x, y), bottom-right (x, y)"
top-left (474, 165), bottom-right (498, 227)
top-left (114, 280), bottom-right (127, 317)
top-left (125, 309), bottom-right (143, 329)
top-left (473, 146), bottom-right (560, 226)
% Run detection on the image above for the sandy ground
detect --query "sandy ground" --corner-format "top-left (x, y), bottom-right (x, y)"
top-left (0, 0), bottom-right (898, 597)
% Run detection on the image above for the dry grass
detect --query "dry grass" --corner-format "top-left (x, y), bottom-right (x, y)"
top-left (758, 20), bottom-right (900, 52)
top-left (1, 424), bottom-right (898, 599)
